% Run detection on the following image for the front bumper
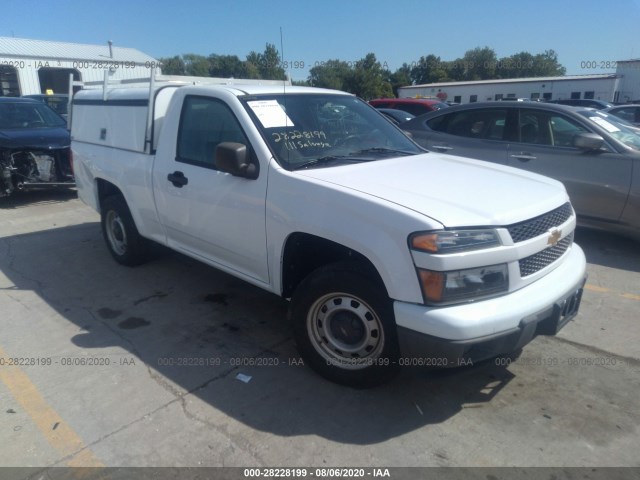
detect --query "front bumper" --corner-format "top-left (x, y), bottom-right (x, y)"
top-left (394, 244), bottom-right (587, 365)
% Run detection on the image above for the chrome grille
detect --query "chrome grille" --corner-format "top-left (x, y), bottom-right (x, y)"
top-left (519, 232), bottom-right (574, 277)
top-left (507, 202), bottom-right (573, 243)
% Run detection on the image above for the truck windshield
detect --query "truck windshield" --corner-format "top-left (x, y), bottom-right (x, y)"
top-left (241, 93), bottom-right (423, 170)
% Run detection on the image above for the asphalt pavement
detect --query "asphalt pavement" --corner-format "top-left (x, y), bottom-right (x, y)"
top-left (0, 190), bottom-right (638, 472)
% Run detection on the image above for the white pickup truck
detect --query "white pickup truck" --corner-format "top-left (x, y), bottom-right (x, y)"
top-left (71, 81), bottom-right (587, 387)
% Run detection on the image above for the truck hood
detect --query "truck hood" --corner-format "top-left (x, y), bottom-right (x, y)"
top-left (296, 153), bottom-right (569, 227)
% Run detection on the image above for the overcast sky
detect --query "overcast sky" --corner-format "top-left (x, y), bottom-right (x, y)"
top-left (3, 0), bottom-right (639, 81)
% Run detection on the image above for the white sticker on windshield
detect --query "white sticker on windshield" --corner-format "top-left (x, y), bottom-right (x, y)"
top-left (247, 100), bottom-right (294, 128)
top-left (589, 116), bottom-right (620, 133)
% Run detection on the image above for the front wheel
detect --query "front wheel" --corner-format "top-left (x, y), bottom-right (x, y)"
top-left (290, 263), bottom-right (400, 388)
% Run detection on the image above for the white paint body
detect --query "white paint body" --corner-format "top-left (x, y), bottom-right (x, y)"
top-left (71, 84), bottom-right (586, 343)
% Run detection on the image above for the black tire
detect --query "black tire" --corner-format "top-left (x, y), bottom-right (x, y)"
top-left (290, 262), bottom-right (400, 388)
top-left (100, 195), bottom-right (150, 266)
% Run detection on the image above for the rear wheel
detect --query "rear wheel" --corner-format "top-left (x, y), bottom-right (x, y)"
top-left (291, 262), bottom-right (400, 388)
top-left (101, 195), bottom-right (150, 266)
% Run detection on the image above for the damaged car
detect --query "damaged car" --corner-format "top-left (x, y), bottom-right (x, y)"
top-left (0, 97), bottom-right (73, 198)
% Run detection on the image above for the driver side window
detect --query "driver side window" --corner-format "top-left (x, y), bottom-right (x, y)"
top-left (518, 109), bottom-right (588, 147)
top-left (177, 96), bottom-right (250, 169)
top-left (549, 114), bottom-right (589, 147)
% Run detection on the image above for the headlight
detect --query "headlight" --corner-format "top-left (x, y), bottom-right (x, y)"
top-left (417, 264), bottom-right (508, 305)
top-left (410, 229), bottom-right (501, 254)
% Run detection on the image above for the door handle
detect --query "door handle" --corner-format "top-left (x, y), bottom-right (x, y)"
top-left (167, 171), bottom-right (189, 188)
top-left (510, 153), bottom-right (537, 161)
top-left (432, 144), bottom-right (453, 152)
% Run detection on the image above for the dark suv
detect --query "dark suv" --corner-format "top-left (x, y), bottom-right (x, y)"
top-left (0, 97), bottom-right (73, 198)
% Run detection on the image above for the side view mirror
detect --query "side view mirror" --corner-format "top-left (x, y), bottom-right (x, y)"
top-left (215, 142), bottom-right (259, 179)
top-left (573, 132), bottom-right (604, 151)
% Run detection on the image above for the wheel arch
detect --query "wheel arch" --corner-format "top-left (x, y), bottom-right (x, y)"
top-left (280, 232), bottom-right (387, 299)
top-left (95, 178), bottom-right (124, 209)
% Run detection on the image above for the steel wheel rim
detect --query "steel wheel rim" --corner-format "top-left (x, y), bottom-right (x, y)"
top-left (307, 292), bottom-right (385, 370)
top-left (105, 210), bottom-right (127, 256)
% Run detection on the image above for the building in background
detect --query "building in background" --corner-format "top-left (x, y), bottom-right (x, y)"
top-left (0, 37), bottom-right (159, 96)
top-left (398, 60), bottom-right (640, 104)
top-left (615, 60), bottom-right (640, 103)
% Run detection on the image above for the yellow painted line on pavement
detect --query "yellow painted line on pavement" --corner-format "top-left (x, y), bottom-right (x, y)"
top-left (584, 284), bottom-right (611, 293)
top-left (585, 284), bottom-right (640, 301)
top-left (0, 346), bottom-right (104, 467)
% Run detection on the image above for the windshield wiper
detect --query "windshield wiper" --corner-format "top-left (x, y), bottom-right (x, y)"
top-left (291, 155), bottom-right (352, 170)
top-left (292, 148), bottom-right (417, 170)
top-left (349, 147), bottom-right (417, 156)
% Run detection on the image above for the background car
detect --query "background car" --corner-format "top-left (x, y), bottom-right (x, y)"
top-left (0, 97), bottom-right (73, 198)
top-left (369, 98), bottom-right (449, 116)
top-left (604, 104), bottom-right (640, 126)
top-left (546, 98), bottom-right (614, 109)
top-left (401, 101), bottom-right (640, 239)
top-left (376, 108), bottom-right (415, 125)
top-left (23, 94), bottom-right (70, 123)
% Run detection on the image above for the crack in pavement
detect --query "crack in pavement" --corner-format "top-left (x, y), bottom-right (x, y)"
top-left (550, 335), bottom-right (640, 366)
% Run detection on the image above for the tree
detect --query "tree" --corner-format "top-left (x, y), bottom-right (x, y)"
top-left (496, 51), bottom-right (536, 78)
top-left (307, 54), bottom-right (393, 99)
top-left (308, 59), bottom-right (353, 90)
top-left (261, 43), bottom-right (286, 80)
top-left (208, 54), bottom-right (248, 78)
top-left (346, 53), bottom-right (393, 100)
top-left (389, 63), bottom-right (412, 96)
top-left (243, 51), bottom-right (262, 79)
top-left (181, 53), bottom-right (210, 77)
top-left (161, 45), bottom-right (566, 92)
top-left (458, 47), bottom-right (499, 80)
top-left (531, 50), bottom-right (566, 76)
top-left (158, 55), bottom-right (185, 75)
top-left (495, 49), bottom-right (566, 78)
top-left (410, 55), bottom-right (449, 85)
top-left (245, 43), bottom-right (286, 80)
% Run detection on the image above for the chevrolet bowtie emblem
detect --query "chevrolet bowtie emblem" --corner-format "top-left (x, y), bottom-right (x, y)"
top-left (547, 229), bottom-right (562, 247)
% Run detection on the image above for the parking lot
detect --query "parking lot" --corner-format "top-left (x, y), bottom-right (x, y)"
top-left (1, 190), bottom-right (639, 469)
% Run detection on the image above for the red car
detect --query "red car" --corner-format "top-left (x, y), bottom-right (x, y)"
top-left (369, 98), bottom-right (449, 116)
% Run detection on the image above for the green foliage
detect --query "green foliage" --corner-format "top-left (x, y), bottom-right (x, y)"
top-left (244, 44), bottom-right (286, 80)
top-left (410, 55), bottom-right (450, 85)
top-left (157, 55), bottom-right (185, 75)
top-left (158, 44), bottom-right (285, 80)
top-left (388, 63), bottom-right (412, 97)
top-left (347, 54), bottom-right (393, 100)
top-left (208, 54), bottom-right (249, 78)
top-left (458, 46), bottom-right (499, 81)
top-left (181, 53), bottom-right (210, 77)
top-left (531, 49), bottom-right (566, 76)
top-left (495, 50), bottom-right (566, 78)
top-left (161, 44), bottom-right (567, 98)
top-left (309, 54), bottom-right (392, 100)
top-left (401, 47), bottom-right (566, 86)
top-left (309, 59), bottom-right (352, 90)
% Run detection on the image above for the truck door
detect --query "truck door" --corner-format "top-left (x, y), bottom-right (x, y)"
top-left (152, 94), bottom-right (270, 285)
